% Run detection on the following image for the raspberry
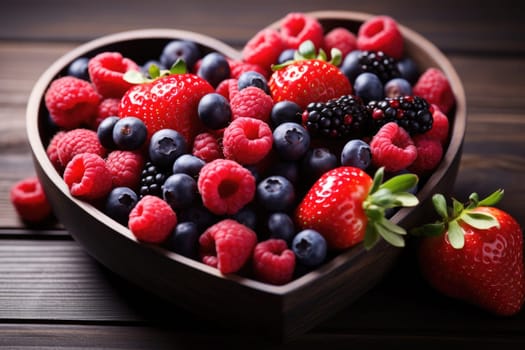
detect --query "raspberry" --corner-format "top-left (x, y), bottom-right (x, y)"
top-left (192, 132), bottom-right (223, 162)
top-left (424, 105), bottom-right (450, 145)
top-left (253, 239), bottom-right (295, 285)
top-left (46, 131), bottom-right (66, 172)
top-left (215, 78), bottom-right (239, 101)
top-left (92, 97), bottom-right (120, 129)
top-left (408, 134), bottom-right (444, 175)
top-left (197, 159), bottom-right (256, 215)
top-left (10, 177), bottom-right (52, 222)
top-left (357, 15), bottom-right (404, 60)
top-left (228, 59), bottom-right (269, 80)
top-left (222, 117), bottom-right (273, 165)
top-left (44, 76), bottom-right (101, 129)
top-left (128, 195), bottom-right (177, 243)
top-left (370, 122), bottom-right (417, 172)
top-left (323, 27), bottom-right (357, 59)
top-left (413, 68), bottom-right (455, 114)
top-left (105, 150), bottom-right (144, 189)
top-left (242, 29), bottom-right (284, 71)
top-left (199, 219), bottom-right (257, 274)
top-left (279, 12), bottom-right (324, 50)
top-left (88, 51), bottom-right (140, 98)
top-left (230, 86), bottom-right (273, 123)
top-left (57, 128), bottom-right (106, 166)
top-left (63, 153), bottom-right (113, 200)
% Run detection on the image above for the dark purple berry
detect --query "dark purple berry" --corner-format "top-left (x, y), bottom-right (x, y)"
top-left (270, 100), bottom-right (302, 127)
top-left (302, 148), bottom-right (338, 183)
top-left (104, 186), bottom-right (138, 225)
top-left (272, 122), bottom-right (310, 161)
top-left (167, 222), bottom-right (200, 259)
top-left (160, 40), bottom-right (201, 71)
top-left (197, 52), bottom-right (230, 88)
top-left (340, 139), bottom-right (372, 169)
top-left (257, 175), bottom-right (295, 212)
top-left (384, 78), bottom-right (412, 98)
top-left (149, 129), bottom-right (188, 169)
top-left (197, 92), bottom-right (231, 130)
top-left (97, 115), bottom-right (120, 149)
top-left (292, 229), bottom-right (327, 268)
top-left (162, 173), bottom-right (198, 210)
top-left (354, 72), bottom-right (384, 103)
top-left (172, 154), bottom-right (205, 178)
top-left (237, 71), bottom-right (270, 94)
top-left (67, 57), bottom-right (90, 81)
top-left (267, 212), bottom-right (295, 244)
top-left (112, 116), bottom-right (147, 151)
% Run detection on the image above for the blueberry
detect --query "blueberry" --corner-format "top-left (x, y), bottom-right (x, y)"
top-left (178, 203), bottom-right (218, 233)
top-left (197, 52), bottom-right (230, 88)
top-left (272, 122), bottom-right (311, 161)
top-left (112, 116), bottom-right (148, 150)
top-left (353, 72), bottom-right (384, 103)
top-left (340, 50), bottom-right (363, 83)
top-left (233, 205), bottom-right (258, 230)
top-left (277, 49), bottom-right (295, 64)
top-left (149, 129), bottom-right (188, 169)
top-left (197, 93), bottom-right (232, 130)
top-left (67, 57), bottom-right (90, 81)
top-left (302, 148), bottom-right (338, 183)
top-left (267, 212), bottom-right (295, 244)
top-left (162, 173), bottom-right (198, 210)
top-left (97, 116), bottom-right (120, 149)
top-left (340, 139), bottom-right (372, 170)
top-left (384, 78), bottom-right (412, 98)
top-left (396, 57), bottom-right (419, 85)
top-left (160, 40), bottom-right (201, 71)
top-left (237, 71), bottom-right (270, 94)
top-left (270, 101), bottom-right (302, 127)
top-left (257, 175), bottom-right (296, 212)
top-left (292, 229), bottom-right (327, 267)
top-left (172, 154), bottom-right (205, 178)
top-left (167, 221), bottom-right (200, 259)
top-left (104, 187), bottom-right (138, 226)
top-left (267, 160), bottom-right (299, 184)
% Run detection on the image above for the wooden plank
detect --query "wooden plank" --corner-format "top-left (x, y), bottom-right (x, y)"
top-left (1, 0), bottom-right (524, 54)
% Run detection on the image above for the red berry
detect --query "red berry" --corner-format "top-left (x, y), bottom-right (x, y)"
top-left (279, 12), bottom-right (324, 50)
top-left (44, 76), bottom-right (101, 129)
top-left (230, 86), bottom-right (273, 123)
top-left (105, 150), bottom-right (144, 189)
top-left (199, 219), bottom-right (257, 274)
top-left (46, 131), bottom-right (66, 173)
top-left (357, 15), bottom-right (404, 60)
top-left (57, 128), bottom-right (106, 167)
top-left (408, 134), bottom-right (443, 176)
top-left (223, 117), bottom-right (273, 165)
top-left (92, 97), bottom-right (120, 129)
top-left (215, 78), bottom-right (239, 101)
top-left (192, 132), bottom-right (223, 162)
top-left (253, 239), bottom-right (295, 285)
top-left (88, 51), bottom-right (140, 98)
top-left (197, 159), bottom-right (256, 215)
top-left (10, 177), bottom-right (52, 222)
top-left (128, 195), bottom-right (177, 243)
top-left (323, 27), bottom-right (357, 59)
top-left (370, 122), bottom-right (417, 172)
top-left (413, 68), bottom-right (455, 114)
top-left (424, 105), bottom-right (450, 145)
top-left (228, 59), bottom-right (269, 80)
top-left (242, 29), bottom-right (284, 72)
top-left (63, 153), bottom-right (113, 200)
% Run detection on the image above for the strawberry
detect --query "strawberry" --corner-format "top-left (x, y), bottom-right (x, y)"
top-left (268, 40), bottom-right (352, 109)
top-left (295, 167), bottom-right (419, 250)
top-left (118, 60), bottom-right (214, 143)
top-left (413, 190), bottom-right (525, 316)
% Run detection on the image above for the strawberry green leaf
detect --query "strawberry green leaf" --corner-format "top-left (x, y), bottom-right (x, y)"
top-left (478, 189), bottom-right (504, 207)
top-left (123, 70), bottom-right (148, 84)
top-left (375, 222), bottom-right (405, 247)
top-left (297, 40), bottom-right (316, 59)
top-left (328, 48), bottom-right (342, 66)
top-left (379, 217), bottom-right (407, 235)
top-left (410, 222), bottom-right (445, 237)
top-left (452, 198), bottom-right (464, 218)
top-left (363, 224), bottom-right (380, 250)
top-left (369, 167), bottom-right (385, 195)
top-left (447, 219), bottom-right (464, 249)
top-left (317, 48), bottom-right (328, 62)
top-left (391, 193), bottom-right (419, 207)
top-left (170, 58), bottom-right (187, 75)
top-left (148, 64), bottom-right (161, 79)
top-left (460, 211), bottom-right (500, 230)
top-left (380, 173), bottom-right (418, 194)
top-left (432, 193), bottom-right (449, 220)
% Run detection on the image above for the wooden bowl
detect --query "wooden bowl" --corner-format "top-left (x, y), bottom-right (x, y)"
top-left (26, 12), bottom-right (466, 341)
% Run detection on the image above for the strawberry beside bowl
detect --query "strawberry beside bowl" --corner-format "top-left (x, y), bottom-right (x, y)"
top-left (26, 12), bottom-right (466, 340)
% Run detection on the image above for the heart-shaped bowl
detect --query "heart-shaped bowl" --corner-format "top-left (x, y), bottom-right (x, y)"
top-left (26, 11), bottom-right (466, 340)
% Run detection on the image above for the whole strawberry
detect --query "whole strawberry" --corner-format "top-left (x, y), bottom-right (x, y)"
top-left (119, 61), bottom-right (214, 143)
top-left (268, 41), bottom-right (351, 109)
top-left (413, 190), bottom-right (525, 316)
top-left (295, 167), bottom-right (419, 250)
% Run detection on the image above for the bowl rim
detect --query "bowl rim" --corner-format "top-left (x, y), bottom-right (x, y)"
top-left (26, 12), bottom-right (467, 296)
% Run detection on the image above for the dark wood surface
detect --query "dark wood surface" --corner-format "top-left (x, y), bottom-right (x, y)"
top-left (1, 0), bottom-right (524, 348)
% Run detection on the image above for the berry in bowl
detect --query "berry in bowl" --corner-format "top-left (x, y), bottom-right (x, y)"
top-left (26, 11), bottom-right (466, 340)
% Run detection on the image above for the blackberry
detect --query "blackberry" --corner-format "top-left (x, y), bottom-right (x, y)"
top-left (139, 161), bottom-right (170, 198)
top-left (367, 95), bottom-right (433, 135)
top-left (304, 95), bottom-right (371, 139)
top-left (358, 51), bottom-right (400, 83)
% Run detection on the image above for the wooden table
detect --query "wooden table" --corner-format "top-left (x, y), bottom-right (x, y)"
top-left (1, 0), bottom-right (524, 348)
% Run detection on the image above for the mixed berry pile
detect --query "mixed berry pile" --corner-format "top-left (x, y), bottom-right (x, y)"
top-left (14, 13), bottom-right (457, 285)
